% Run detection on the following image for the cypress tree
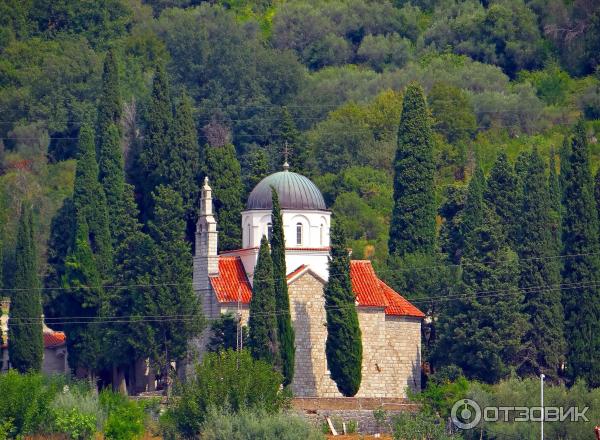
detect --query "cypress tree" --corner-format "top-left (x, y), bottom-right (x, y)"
top-left (389, 83), bottom-right (435, 257)
top-left (138, 64), bottom-right (173, 221)
top-left (73, 125), bottom-right (112, 278)
top-left (248, 236), bottom-right (281, 367)
top-left (561, 120), bottom-right (600, 386)
top-left (439, 185), bottom-right (468, 265)
top-left (548, 150), bottom-right (562, 256)
top-left (8, 205), bottom-right (43, 373)
top-left (460, 165), bottom-right (485, 253)
top-left (167, 93), bottom-right (201, 243)
top-left (270, 188), bottom-right (295, 386)
top-left (278, 107), bottom-right (307, 173)
top-left (96, 50), bottom-right (122, 157)
top-left (594, 168), bottom-right (600, 234)
top-left (518, 148), bottom-right (565, 379)
top-left (146, 186), bottom-right (203, 375)
top-left (244, 147), bottom-right (270, 194)
top-left (325, 220), bottom-right (362, 396)
top-left (484, 152), bottom-right (519, 245)
top-left (205, 144), bottom-right (243, 251)
top-left (435, 207), bottom-right (527, 383)
top-left (62, 218), bottom-right (105, 373)
top-left (98, 123), bottom-right (126, 245)
top-left (559, 136), bottom-right (571, 194)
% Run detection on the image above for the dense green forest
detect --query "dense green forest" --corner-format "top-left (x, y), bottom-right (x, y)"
top-left (1, 0), bottom-right (600, 388)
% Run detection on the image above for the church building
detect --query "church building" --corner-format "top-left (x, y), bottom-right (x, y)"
top-left (193, 164), bottom-right (424, 398)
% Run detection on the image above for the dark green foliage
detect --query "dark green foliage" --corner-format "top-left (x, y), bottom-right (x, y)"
top-left (548, 149), bottom-right (562, 255)
top-left (207, 313), bottom-right (247, 353)
top-left (325, 220), bottom-right (362, 396)
top-left (561, 120), bottom-right (600, 387)
top-left (248, 236), bottom-right (280, 367)
top-left (62, 219), bottom-right (105, 372)
top-left (244, 147), bottom-right (270, 194)
top-left (389, 83), bottom-right (436, 257)
top-left (145, 185), bottom-right (203, 367)
top-left (138, 64), bottom-right (173, 221)
top-left (435, 207), bottom-right (527, 383)
top-left (8, 205), bottom-right (43, 373)
top-left (163, 350), bottom-right (287, 438)
top-left (73, 125), bottom-right (113, 279)
top-left (459, 166), bottom-right (485, 255)
top-left (277, 107), bottom-right (307, 174)
top-left (484, 152), bottom-right (519, 245)
top-left (204, 144), bottom-right (243, 251)
top-left (96, 50), bottom-right (122, 157)
top-left (167, 93), bottom-right (201, 243)
top-left (428, 82), bottom-right (476, 144)
top-left (98, 123), bottom-right (128, 246)
top-left (270, 188), bottom-right (295, 386)
top-left (439, 185), bottom-right (467, 264)
top-left (517, 148), bottom-right (565, 379)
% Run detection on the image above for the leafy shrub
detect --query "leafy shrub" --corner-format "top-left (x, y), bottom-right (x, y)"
top-left (199, 408), bottom-right (324, 440)
top-left (414, 369), bottom-right (469, 419)
top-left (53, 408), bottom-right (96, 440)
top-left (99, 391), bottom-right (146, 440)
top-left (51, 386), bottom-right (105, 439)
top-left (0, 370), bottom-right (62, 437)
top-left (392, 412), bottom-right (462, 440)
top-left (162, 349), bottom-right (288, 438)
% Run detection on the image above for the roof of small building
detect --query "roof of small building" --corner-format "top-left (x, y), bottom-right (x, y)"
top-left (1, 330), bottom-right (66, 350)
top-left (209, 256), bottom-right (424, 318)
top-left (246, 170), bottom-right (327, 211)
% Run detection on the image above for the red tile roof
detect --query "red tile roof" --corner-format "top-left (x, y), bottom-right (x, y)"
top-left (209, 256), bottom-right (424, 318)
top-left (43, 331), bottom-right (66, 348)
top-left (210, 257), bottom-right (252, 303)
top-left (349, 260), bottom-right (389, 308)
top-left (380, 280), bottom-right (426, 318)
top-left (1, 331), bottom-right (66, 350)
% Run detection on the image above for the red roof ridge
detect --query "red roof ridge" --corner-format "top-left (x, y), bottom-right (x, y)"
top-left (287, 264), bottom-right (308, 280)
top-left (210, 257), bottom-right (252, 303)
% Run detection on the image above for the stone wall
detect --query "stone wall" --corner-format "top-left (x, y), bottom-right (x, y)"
top-left (355, 307), bottom-right (387, 397)
top-left (383, 316), bottom-right (422, 397)
top-left (288, 271), bottom-right (340, 397)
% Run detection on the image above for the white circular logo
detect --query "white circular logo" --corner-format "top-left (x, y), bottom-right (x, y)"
top-left (451, 399), bottom-right (481, 430)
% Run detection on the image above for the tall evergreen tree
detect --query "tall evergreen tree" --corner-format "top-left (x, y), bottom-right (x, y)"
top-left (439, 185), bottom-right (467, 265)
top-left (96, 50), bottom-right (122, 156)
top-left (548, 149), bottom-right (562, 255)
top-left (270, 188), bottom-right (295, 386)
top-left (244, 147), bottom-right (270, 194)
top-left (389, 83), bottom-right (435, 257)
top-left (248, 236), bottom-right (281, 367)
top-left (62, 218), bottom-right (105, 374)
top-left (98, 123), bottom-right (127, 245)
top-left (518, 148), bottom-right (565, 379)
top-left (484, 152), bottom-right (519, 245)
top-left (204, 144), bottom-right (243, 251)
top-left (146, 185), bottom-right (203, 376)
top-left (8, 205), bottom-right (43, 373)
top-left (457, 165), bottom-right (485, 259)
top-left (278, 107), bottom-right (307, 173)
top-left (435, 207), bottom-right (527, 383)
top-left (325, 220), bottom-right (362, 396)
top-left (73, 125), bottom-right (112, 278)
top-left (559, 136), bottom-right (572, 194)
top-left (138, 64), bottom-right (173, 221)
top-left (167, 93), bottom-right (201, 243)
top-left (561, 120), bottom-right (600, 386)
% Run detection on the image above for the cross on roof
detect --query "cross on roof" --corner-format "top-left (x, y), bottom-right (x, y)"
top-left (283, 141), bottom-right (290, 171)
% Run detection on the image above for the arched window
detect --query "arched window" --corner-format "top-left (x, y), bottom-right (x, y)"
top-left (267, 223), bottom-right (273, 241)
top-left (296, 223), bottom-right (303, 246)
top-left (320, 224), bottom-right (324, 246)
top-left (246, 224), bottom-right (251, 247)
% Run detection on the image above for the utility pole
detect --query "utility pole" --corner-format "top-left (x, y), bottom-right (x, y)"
top-left (540, 373), bottom-right (545, 440)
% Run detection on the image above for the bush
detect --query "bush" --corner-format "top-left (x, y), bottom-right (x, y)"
top-left (51, 385), bottom-right (105, 440)
top-left (0, 370), bottom-right (62, 437)
top-left (199, 408), bottom-right (324, 440)
top-left (53, 408), bottom-right (97, 440)
top-left (162, 349), bottom-right (288, 438)
top-left (100, 391), bottom-right (146, 440)
top-left (392, 412), bottom-right (462, 440)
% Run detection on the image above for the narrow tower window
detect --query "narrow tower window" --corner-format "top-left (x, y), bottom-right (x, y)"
top-left (246, 224), bottom-right (251, 247)
top-left (320, 223), bottom-right (324, 246)
top-left (267, 223), bottom-right (273, 241)
top-left (296, 223), bottom-right (303, 246)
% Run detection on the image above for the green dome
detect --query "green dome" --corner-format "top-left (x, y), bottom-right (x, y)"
top-left (246, 170), bottom-right (327, 211)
